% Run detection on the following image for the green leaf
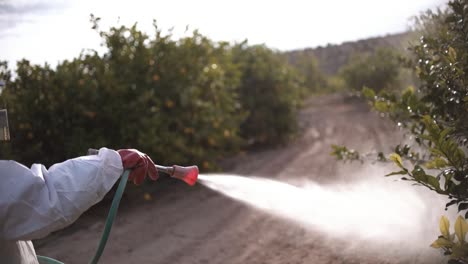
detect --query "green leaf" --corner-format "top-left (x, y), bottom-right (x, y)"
top-left (422, 115), bottom-right (441, 136)
top-left (440, 216), bottom-right (450, 239)
top-left (450, 243), bottom-right (468, 258)
top-left (385, 170), bottom-right (408, 177)
top-left (427, 175), bottom-right (441, 191)
top-left (456, 148), bottom-right (466, 162)
top-left (362, 86), bottom-right (375, 99)
top-left (412, 165), bottom-right (427, 182)
top-left (448, 46), bottom-right (457, 62)
top-left (440, 128), bottom-right (452, 141)
top-left (425, 157), bottom-right (448, 169)
top-left (454, 216), bottom-right (468, 243)
top-left (429, 147), bottom-right (445, 157)
top-left (374, 100), bottom-right (390, 112)
top-left (389, 153), bottom-right (403, 168)
top-left (431, 237), bottom-right (454, 248)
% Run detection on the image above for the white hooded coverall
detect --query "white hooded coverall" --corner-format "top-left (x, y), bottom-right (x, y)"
top-left (0, 148), bottom-right (123, 264)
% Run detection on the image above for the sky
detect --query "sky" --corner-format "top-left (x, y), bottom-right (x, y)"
top-left (0, 0), bottom-right (447, 70)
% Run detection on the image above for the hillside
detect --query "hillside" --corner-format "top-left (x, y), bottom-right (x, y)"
top-left (286, 31), bottom-right (416, 75)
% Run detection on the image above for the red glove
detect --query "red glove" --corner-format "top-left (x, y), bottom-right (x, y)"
top-left (117, 149), bottom-right (159, 185)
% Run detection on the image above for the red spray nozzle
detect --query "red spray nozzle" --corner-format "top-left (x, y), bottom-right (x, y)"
top-left (155, 165), bottom-right (199, 186)
top-left (171, 165), bottom-right (199, 186)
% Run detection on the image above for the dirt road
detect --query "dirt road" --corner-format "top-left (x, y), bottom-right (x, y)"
top-left (35, 94), bottom-right (446, 263)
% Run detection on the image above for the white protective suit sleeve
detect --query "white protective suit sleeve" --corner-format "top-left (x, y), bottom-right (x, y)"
top-left (0, 147), bottom-right (123, 241)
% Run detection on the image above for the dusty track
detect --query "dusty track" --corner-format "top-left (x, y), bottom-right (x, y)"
top-left (35, 94), bottom-right (446, 263)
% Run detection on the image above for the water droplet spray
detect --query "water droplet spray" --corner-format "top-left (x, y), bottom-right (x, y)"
top-left (197, 166), bottom-right (456, 260)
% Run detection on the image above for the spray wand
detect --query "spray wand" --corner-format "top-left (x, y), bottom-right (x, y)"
top-left (87, 148), bottom-right (199, 186)
top-left (37, 150), bottom-right (199, 264)
top-left (156, 164), bottom-right (199, 186)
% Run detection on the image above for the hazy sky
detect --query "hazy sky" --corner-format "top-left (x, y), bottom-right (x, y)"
top-left (0, 0), bottom-right (447, 69)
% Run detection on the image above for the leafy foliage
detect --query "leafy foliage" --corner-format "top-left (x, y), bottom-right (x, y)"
top-left (287, 51), bottom-right (328, 95)
top-left (339, 48), bottom-right (402, 92)
top-left (333, 0), bottom-right (468, 262)
top-left (431, 216), bottom-right (468, 263)
top-left (0, 19), bottom-right (304, 169)
top-left (330, 145), bottom-right (362, 162)
top-left (233, 44), bottom-right (304, 146)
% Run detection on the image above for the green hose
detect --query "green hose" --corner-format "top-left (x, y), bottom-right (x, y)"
top-left (36, 255), bottom-right (64, 264)
top-left (37, 169), bottom-right (130, 264)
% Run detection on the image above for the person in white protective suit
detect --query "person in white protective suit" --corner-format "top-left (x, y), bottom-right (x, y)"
top-left (0, 109), bottom-right (160, 263)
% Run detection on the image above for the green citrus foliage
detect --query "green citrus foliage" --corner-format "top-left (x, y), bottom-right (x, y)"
top-left (431, 216), bottom-right (468, 261)
top-left (334, 1), bottom-right (468, 262)
top-left (339, 48), bottom-right (402, 92)
top-left (287, 51), bottom-right (329, 95)
top-left (232, 44), bottom-right (304, 146)
top-left (330, 145), bottom-right (361, 162)
top-left (0, 19), bottom-right (313, 170)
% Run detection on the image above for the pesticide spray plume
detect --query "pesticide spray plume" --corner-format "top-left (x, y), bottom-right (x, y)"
top-left (198, 166), bottom-right (457, 259)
